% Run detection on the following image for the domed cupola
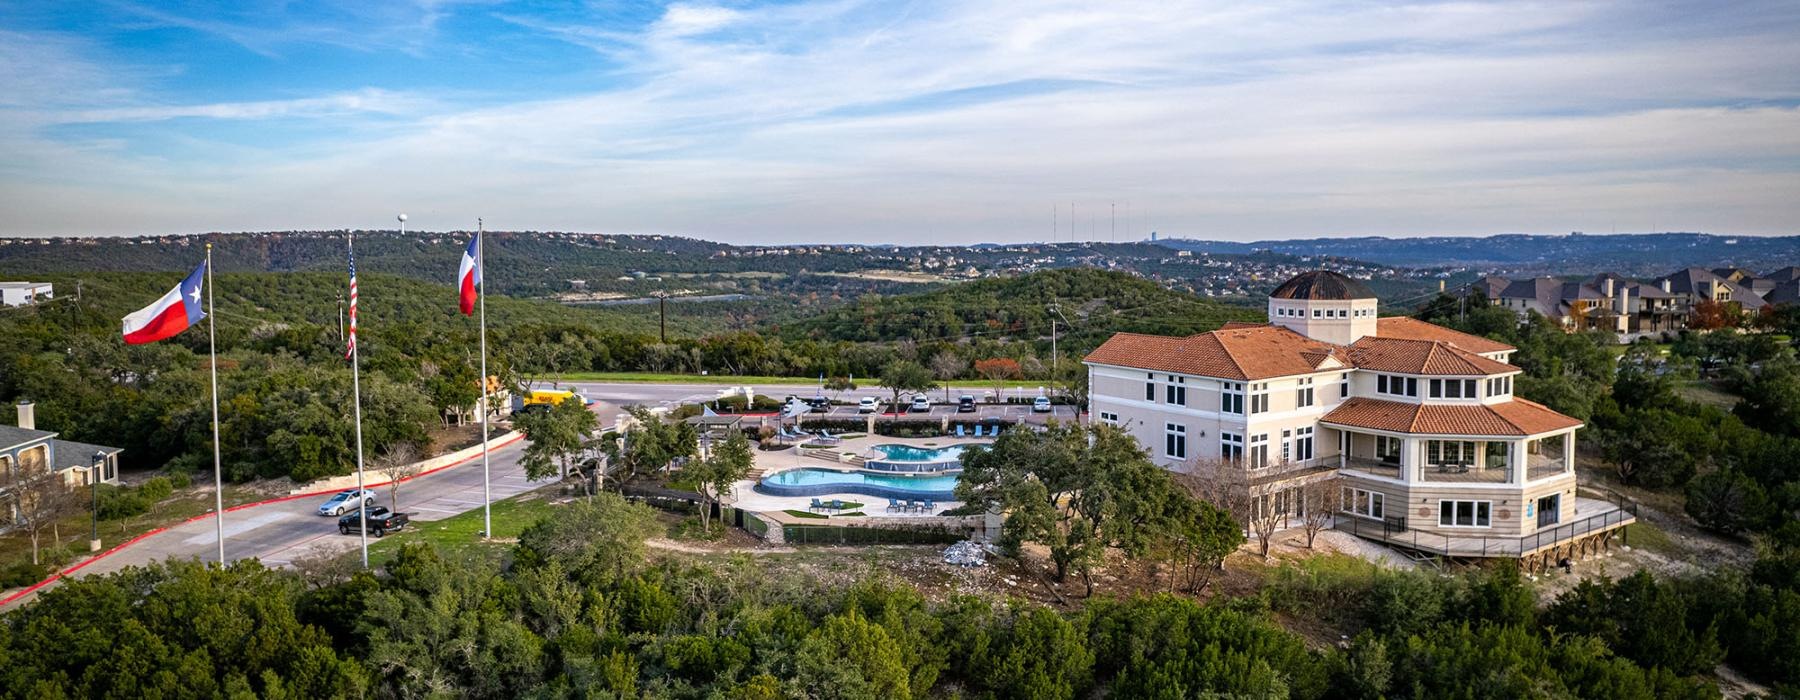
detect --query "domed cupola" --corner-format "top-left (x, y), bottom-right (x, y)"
top-left (1268, 271), bottom-right (1380, 344)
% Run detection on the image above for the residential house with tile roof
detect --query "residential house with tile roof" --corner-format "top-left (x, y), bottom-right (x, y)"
top-left (1084, 271), bottom-right (1632, 561)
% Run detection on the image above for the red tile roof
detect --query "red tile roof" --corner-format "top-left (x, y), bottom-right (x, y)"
top-left (1348, 337), bottom-right (1519, 376)
top-left (1375, 317), bottom-right (1515, 354)
top-left (1320, 397), bottom-right (1581, 436)
top-left (1083, 325), bottom-right (1348, 380)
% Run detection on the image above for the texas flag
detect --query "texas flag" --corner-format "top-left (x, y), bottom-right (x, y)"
top-left (457, 231), bottom-right (481, 315)
top-left (123, 261), bottom-right (207, 344)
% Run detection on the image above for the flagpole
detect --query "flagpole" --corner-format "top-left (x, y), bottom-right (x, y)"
top-left (206, 243), bottom-right (224, 565)
top-left (478, 218), bottom-right (492, 539)
top-left (349, 232), bottom-right (369, 568)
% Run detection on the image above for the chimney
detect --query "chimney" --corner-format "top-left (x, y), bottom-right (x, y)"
top-left (1660, 279), bottom-right (1672, 293)
top-left (1601, 277), bottom-right (1614, 297)
top-left (16, 400), bottom-right (34, 431)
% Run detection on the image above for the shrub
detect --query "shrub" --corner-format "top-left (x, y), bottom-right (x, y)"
top-left (167, 472), bottom-right (192, 489)
top-left (139, 476), bottom-right (174, 503)
top-left (0, 562), bottom-right (47, 588)
top-left (1686, 469), bottom-right (1774, 534)
top-left (96, 484), bottom-right (150, 520)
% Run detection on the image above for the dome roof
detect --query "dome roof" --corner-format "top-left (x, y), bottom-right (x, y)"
top-left (1270, 271), bottom-right (1376, 301)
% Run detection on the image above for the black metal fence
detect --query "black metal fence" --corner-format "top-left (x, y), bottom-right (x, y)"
top-left (1336, 498), bottom-right (1637, 557)
top-left (781, 523), bottom-right (970, 545)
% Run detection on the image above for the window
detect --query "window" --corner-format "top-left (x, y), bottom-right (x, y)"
top-left (1313, 308), bottom-right (1322, 318)
top-left (1145, 373), bottom-right (1155, 401)
top-left (1486, 376), bottom-right (1512, 397)
top-left (1337, 309), bottom-right (1348, 318)
top-left (1340, 375), bottom-right (1350, 398)
top-left (1098, 411), bottom-right (1119, 425)
top-left (1377, 375), bottom-right (1417, 397)
top-left (1221, 382), bottom-right (1244, 414)
top-left (1249, 383), bottom-right (1269, 414)
top-left (1165, 375), bottom-right (1186, 406)
top-left (1164, 423), bottom-right (1186, 459)
top-left (1249, 433), bottom-right (1269, 468)
top-left (1438, 500), bottom-right (1492, 528)
top-left (1296, 377), bottom-right (1315, 408)
top-left (1429, 379), bottom-right (1474, 399)
top-left (1294, 426), bottom-right (1314, 461)
top-left (1341, 487), bottom-right (1385, 519)
top-left (1281, 429), bottom-right (1292, 462)
top-left (1376, 435), bottom-right (1403, 463)
top-left (1220, 432), bottom-right (1243, 463)
top-left (1427, 440), bottom-right (1477, 466)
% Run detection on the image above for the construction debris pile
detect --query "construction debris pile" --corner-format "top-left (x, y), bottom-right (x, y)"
top-left (942, 540), bottom-right (988, 568)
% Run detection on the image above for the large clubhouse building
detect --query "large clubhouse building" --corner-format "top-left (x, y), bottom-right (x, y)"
top-left (1084, 271), bottom-right (1632, 562)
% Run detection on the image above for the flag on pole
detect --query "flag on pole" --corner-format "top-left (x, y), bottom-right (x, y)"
top-left (345, 246), bottom-right (359, 359)
top-left (122, 262), bottom-right (207, 344)
top-left (457, 230), bottom-right (481, 315)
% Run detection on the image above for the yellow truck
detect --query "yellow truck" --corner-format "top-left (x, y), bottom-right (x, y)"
top-left (512, 389), bottom-right (593, 413)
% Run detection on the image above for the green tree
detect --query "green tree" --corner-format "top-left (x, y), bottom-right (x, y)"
top-left (604, 406), bottom-right (698, 485)
top-left (1686, 469), bottom-right (1774, 534)
top-left (685, 429), bottom-right (755, 533)
top-left (517, 396), bottom-right (599, 493)
top-left (879, 360), bottom-right (936, 415)
top-left (957, 422), bottom-right (1195, 594)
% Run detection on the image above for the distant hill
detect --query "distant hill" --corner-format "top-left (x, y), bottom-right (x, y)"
top-left (778, 268), bottom-right (1262, 347)
top-left (1154, 233), bottom-right (1800, 276)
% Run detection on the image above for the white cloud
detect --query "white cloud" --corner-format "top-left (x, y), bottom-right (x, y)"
top-left (4, 0), bottom-right (1799, 241)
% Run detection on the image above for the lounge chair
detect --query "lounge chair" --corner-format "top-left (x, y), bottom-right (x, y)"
top-left (954, 425), bottom-right (966, 437)
top-left (906, 499), bottom-right (922, 513)
top-left (923, 500), bottom-right (936, 514)
top-left (887, 498), bottom-right (901, 512)
top-left (809, 498), bottom-right (823, 512)
top-left (972, 425), bottom-right (985, 437)
top-left (829, 499), bottom-right (843, 512)
top-left (815, 429), bottom-right (842, 444)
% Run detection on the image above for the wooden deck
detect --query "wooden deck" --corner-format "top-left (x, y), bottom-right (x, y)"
top-left (1336, 496), bottom-right (1635, 559)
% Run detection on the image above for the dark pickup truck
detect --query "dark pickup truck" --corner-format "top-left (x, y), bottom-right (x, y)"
top-left (337, 505), bottom-right (410, 537)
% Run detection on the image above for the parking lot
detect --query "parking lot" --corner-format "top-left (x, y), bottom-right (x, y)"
top-left (803, 399), bottom-right (1079, 425)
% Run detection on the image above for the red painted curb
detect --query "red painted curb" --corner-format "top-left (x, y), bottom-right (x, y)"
top-left (0, 431), bottom-right (526, 608)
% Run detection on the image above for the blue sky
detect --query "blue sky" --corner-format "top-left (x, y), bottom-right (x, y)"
top-left (1, 0), bottom-right (1797, 243)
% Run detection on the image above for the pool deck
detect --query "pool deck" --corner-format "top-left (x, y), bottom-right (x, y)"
top-left (727, 433), bottom-right (981, 517)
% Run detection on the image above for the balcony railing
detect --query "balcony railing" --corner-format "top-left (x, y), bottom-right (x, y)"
top-left (1342, 456), bottom-right (1572, 484)
top-left (1335, 498), bottom-right (1637, 558)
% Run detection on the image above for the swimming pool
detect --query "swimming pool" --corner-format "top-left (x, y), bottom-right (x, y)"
top-left (865, 442), bottom-right (988, 473)
top-left (755, 468), bottom-right (959, 501)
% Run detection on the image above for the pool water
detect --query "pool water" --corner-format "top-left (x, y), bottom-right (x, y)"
top-left (870, 443), bottom-right (984, 462)
top-left (757, 468), bottom-right (959, 500)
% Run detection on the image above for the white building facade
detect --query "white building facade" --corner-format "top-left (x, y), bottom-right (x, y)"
top-left (1085, 271), bottom-right (1626, 553)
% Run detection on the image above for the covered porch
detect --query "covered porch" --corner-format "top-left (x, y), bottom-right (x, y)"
top-left (1333, 427), bottom-right (1575, 485)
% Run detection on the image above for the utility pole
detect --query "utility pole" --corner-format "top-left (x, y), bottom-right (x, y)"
top-left (1049, 302), bottom-right (1060, 383)
top-left (1111, 202), bottom-right (1116, 242)
top-left (657, 292), bottom-right (668, 343)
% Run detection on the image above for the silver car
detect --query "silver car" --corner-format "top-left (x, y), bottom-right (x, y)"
top-left (316, 489), bottom-right (377, 516)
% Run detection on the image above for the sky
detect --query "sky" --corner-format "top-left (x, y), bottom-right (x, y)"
top-left (1, 1), bottom-right (1797, 244)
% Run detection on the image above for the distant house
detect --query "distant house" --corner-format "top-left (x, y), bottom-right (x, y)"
top-left (0, 282), bottom-right (52, 307)
top-left (1479, 265), bottom-right (1794, 340)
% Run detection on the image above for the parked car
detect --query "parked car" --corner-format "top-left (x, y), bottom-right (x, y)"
top-left (857, 396), bottom-right (880, 413)
top-left (911, 395), bottom-right (932, 413)
top-left (338, 505), bottom-right (409, 537)
top-left (1032, 396), bottom-right (1052, 413)
top-left (316, 489), bottom-right (377, 516)
top-left (957, 395), bottom-right (977, 412)
top-left (805, 395), bottom-right (832, 412)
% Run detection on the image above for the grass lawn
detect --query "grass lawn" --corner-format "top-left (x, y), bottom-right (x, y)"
top-left (1622, 521), bottom-right (1678, 557)
top-left (367, 488), bottom-right (561, 566)
top-left (549, 372), bottom-right (1050, 389)
top-left (0, 482), bottom-right (266, 576)
top-left (1674, 379), bottom-right (1738, 410)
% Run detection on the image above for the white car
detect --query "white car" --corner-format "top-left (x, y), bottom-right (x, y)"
top-left (911, 395), bottom-right (932, 413)
top-left (316, 489), bottom-right (377, 516)
top-left (1032, 396), bottom-right (1052, 413)
top-left (857, 396), bottom-right (880, 413)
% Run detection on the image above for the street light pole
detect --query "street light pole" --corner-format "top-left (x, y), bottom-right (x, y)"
top-left (89, 451), bottom-right (104, 552)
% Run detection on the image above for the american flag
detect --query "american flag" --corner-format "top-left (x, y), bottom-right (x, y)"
top-left (345, 245), bottom-right (358, 359)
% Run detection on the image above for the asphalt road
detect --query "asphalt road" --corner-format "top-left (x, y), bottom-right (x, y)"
top-left (1, 380), bottom-right (1075, 610)
top-left (560, 381), bottom-right (1080, 424)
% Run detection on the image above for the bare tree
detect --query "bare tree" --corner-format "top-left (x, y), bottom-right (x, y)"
top-left (1300, 477), bottom-right (1340, 549)
top-left (929, 352), bottom-right (967, 402)
top-left (1181, 458), bottom-right (1253, 530)
top-left (1246, 490), bottom-right (1286, 560)
top-left (374, 443), bottom-right (422, 514)
top-left (4, 454), bottom-right (80, 566)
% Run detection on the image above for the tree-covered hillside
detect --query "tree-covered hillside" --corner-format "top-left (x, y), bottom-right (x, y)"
top-left (780, 268), bottom-right (1262, 348)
